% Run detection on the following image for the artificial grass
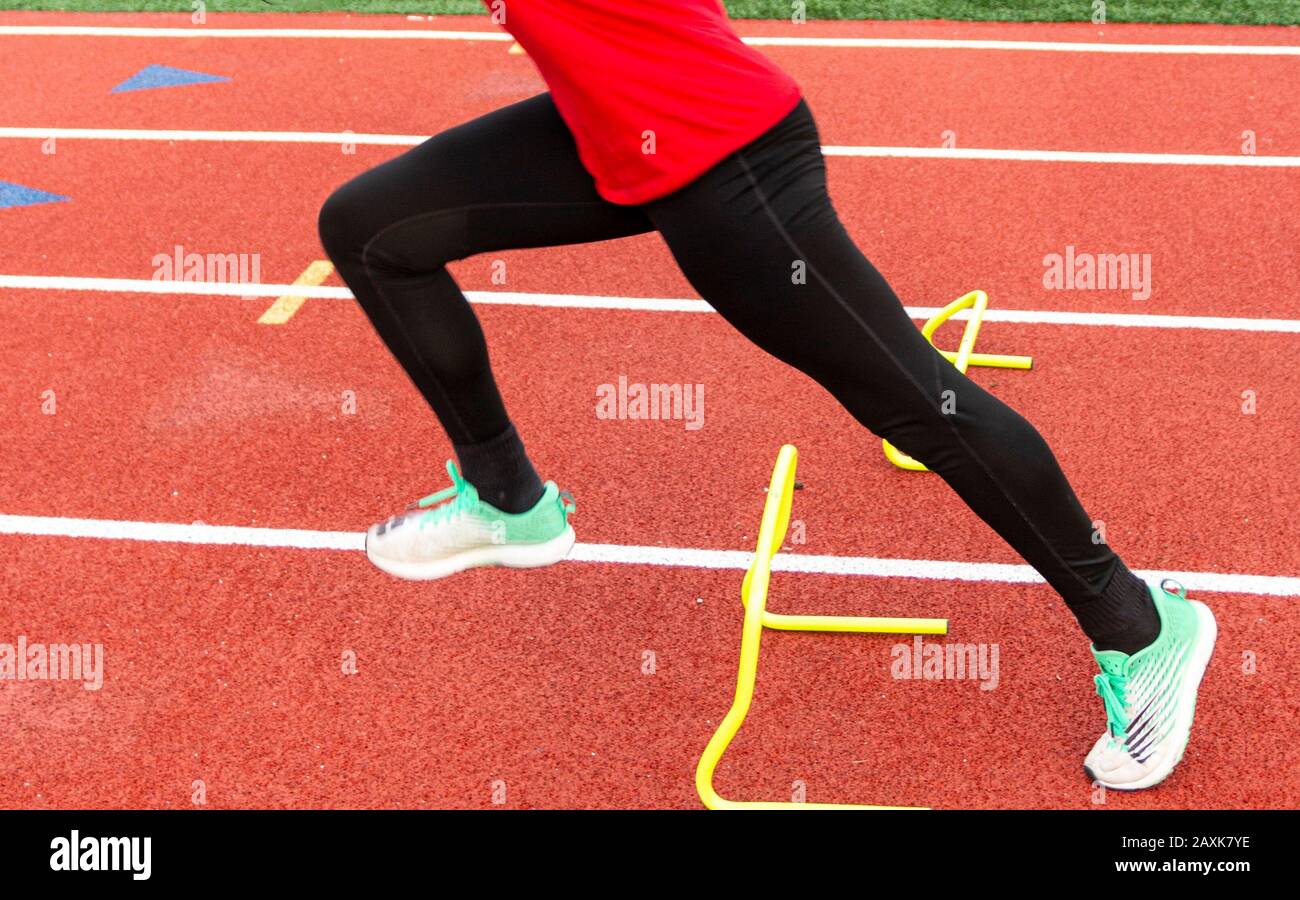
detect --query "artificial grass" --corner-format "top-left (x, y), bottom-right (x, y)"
top-left (2, 1), bottom-right (1298, 26)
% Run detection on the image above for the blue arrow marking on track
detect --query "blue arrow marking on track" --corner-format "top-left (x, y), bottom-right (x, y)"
top-left (111, 64), bottom-right (230, 94)
top-left (0, 180), bottom-right (69, 210)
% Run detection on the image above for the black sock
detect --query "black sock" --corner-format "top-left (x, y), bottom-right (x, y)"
top-left (454, 424), bottom-right (544, 514)
top-left (1070, 562), bottom-right (1160, 655)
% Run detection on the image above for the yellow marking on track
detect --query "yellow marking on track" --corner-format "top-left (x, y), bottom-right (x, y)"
top-left (257, 260), bottom-right (334, 324)
top-left (507, 41), bottom-right (525, 55)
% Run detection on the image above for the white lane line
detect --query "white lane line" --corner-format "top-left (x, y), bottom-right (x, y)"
top-left (0, 127), bottom-right (428, 146)
top-left (3, 275), bottom-right (1299, 333)
top-left (0, 26), bottom-right (512, 40)
top-left (743, 36), bottom-right (1300, 55)
top-left (1, 512), bottom-right (1295, 598)
top-left (1, 26), bottom-right (1298, 56)
top-left (2, 127), bottom-right (1297, 167)
top-left (820, 145), bottom-right (1300, 167)
top-left (0, 273), bottom-right (351, 299)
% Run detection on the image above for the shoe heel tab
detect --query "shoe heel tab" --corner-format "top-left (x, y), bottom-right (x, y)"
top-left (1158, 578), bottom-right (1187, 600)
top-left (557, 487), bottom-right (576, 519)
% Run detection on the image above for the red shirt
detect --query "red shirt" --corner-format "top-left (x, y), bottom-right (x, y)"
top-left (487, 0), bottom-right (802, 205)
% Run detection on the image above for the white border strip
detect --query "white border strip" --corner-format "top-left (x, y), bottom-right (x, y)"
top-left (3, 275), bottom-right (1298, 333)
top-left (744, 36), bottom-right (1300, 55)
top-left (0, 26), bottom-right (1298, 56)
top-left (2, 127), bottom-right (1297, 167)
top-left (0, 512), bottom-right (1295, 597)
top-left (820, 145), bottom-right (1300, 167)
top-left (0, 26), bottom-right (515, 40)
top-left (0, 127), bottom-right (427, 146)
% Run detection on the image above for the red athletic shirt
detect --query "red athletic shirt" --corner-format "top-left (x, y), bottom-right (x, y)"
top-left (485, 0), bottom-right (802, 205)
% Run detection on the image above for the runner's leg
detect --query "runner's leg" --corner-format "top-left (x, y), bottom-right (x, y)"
top-left (319, 94), bottom-right (652, 512)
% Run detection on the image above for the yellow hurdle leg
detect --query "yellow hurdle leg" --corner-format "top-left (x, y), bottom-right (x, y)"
top-left (939, 350), bottom-right (1032, 369)
top-left (695, 445), bottom-right (949, 810)
top-left (761, 612), bottom-right (948, 634)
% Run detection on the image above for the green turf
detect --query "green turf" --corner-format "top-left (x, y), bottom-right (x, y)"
top-left (2, 1), bottom-right (1298, 26)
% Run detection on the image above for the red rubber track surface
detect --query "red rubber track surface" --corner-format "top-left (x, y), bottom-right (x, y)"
top-left (1, 12), bottom-right (1297, 809)
top-left (4, 106), bottom-right (1300, 318)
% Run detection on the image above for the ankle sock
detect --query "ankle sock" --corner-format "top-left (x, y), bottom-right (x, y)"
top-left (1072, 563), bottom-right (1161, 656)
top-left (454, 424), bottom-right (545, 514)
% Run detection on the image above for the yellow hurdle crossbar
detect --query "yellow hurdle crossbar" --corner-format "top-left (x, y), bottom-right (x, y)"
top-left (883, 290), bottom-right (1033, 471)
top-left (695, 444), bottom-right (949, 810)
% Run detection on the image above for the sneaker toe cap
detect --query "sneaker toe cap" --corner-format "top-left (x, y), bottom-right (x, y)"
top-left (365, 519), bottom-right (409, 562)
top-left (1085, 733), bottom-right (1170, 787)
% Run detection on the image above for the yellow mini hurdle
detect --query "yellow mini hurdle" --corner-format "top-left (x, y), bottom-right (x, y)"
top-left (695, 444), bottom-right (949, 810)
top-left (883, 290), bottom-right (1033, 471)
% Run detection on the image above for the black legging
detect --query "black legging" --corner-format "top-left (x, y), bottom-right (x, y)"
top-left (319, 94), bottom-right (1154, 649)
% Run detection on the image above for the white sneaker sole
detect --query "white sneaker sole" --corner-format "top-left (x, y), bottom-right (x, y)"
top-left (366, 526), bottom-right (576, 582)
top-left (1088, 599), bottom-right (1218, 791)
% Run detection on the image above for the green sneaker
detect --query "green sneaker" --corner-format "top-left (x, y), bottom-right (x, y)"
top-left (1084, 579), bottom-right (1217, 791)
top-left (365, 460), bottom-right (575, 581)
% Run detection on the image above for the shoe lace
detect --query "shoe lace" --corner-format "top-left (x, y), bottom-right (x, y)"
top-left (1094, 668), bottom-right (1130, 741)
top-left (1093, 579), bottom-right (1182, 744)
top-left (408, 460), bottom-right (477, 530)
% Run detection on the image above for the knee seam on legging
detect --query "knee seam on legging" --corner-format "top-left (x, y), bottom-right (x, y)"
top-left (733, 150), bottom-right (1096, 598)
top-left (359, 200), bottom-right (617, 271)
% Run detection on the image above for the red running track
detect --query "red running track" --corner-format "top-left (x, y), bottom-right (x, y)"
top-left (1, 12), bottom-right (1298, 809)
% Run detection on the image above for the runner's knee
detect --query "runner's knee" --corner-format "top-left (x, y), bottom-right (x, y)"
top-left (318, 169), bottom-right (464, 291)
top-left (317, 178), bottom-right (373, 267)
